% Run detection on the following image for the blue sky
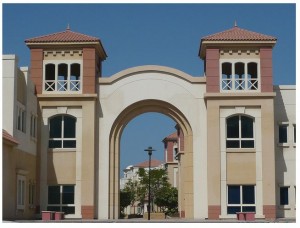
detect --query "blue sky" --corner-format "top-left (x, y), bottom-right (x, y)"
top-left (2, 3), bottom-right (296, 175)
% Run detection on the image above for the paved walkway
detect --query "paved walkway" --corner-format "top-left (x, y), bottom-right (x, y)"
top-left (4, 218), bottom-right (296, 223)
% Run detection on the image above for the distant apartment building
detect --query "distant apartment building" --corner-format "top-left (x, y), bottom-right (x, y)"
top-left (120, 159), bottom-right (164, 215)
top-left (2, 24), bottom-right (296, 220)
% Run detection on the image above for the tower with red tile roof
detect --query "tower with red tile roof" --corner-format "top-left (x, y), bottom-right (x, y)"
top-left (199, 24), bottom-right (276, 93)
top-left (25, 26), bottom-right (107, 219)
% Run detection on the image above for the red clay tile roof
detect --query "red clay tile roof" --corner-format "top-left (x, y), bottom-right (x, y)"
top-left (134, 159), bottom-right (163, 168)
top-left (202, 26), bottom-right (277, 41)
top-left (163, 131), bottom-right (178, 142)
top-left (2, 130), bottom-right (19, 145)
top-left (25, 28), bottom-right (100, 43)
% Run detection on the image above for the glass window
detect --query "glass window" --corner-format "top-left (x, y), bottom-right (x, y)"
top-left (16, 106), bottom-right (26, 133)
top-left (29, 181), bottom-right (35, 206)
top-left (49, 115), bottom-right (76, 149)
top-left (48, 185), bottom-right (75, 214)
top-left (228, 186), bottom-right (240, 204)
top-left (226, 115), bottom-right (254, 149)
top-left (279, 125), bottom-right (288, 143)
top-left (242, 186), bottom-right (255, 204)
top-left (227, 185), bottom-right (256, 214)
top-left (235, 62), bottom-right (245, 90)
top-left (58, 64), bottom-right (68, 91)
top-left (222, 63), bottom-right (232, 90)
top-left (221, 61), bottom-right (259, 91)
top-left (64, 116), bottom-right (76, 138)
top-left (62, 186), bottom-right (75, 204)
top-left (280, 187), bottom-right (289, 205)
top-left (293, 124), bottom-right (296, 143)
top-left (247, 62), bottom-right (258, 90)
top-left (44, 62), bottom-right (81, 92)
top-left (17, 175), bottom-right (26, 210)
top-left (45, 64), bottom-right (56, 91)
top-left (227, 116), bottom-right (239, 138)
top-left (48, 186), bottom-right (60, 204)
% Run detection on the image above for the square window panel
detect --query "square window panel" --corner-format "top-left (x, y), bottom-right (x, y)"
top-left (48, 186), bottom-right (60, 204)
top-left (242, 206), bottom-right (256, 212)
top-left (242, 186), bottom-right (255, 204)
top-left (228, 186), bottom-right (240, 204)
top-left (49, 140), bottom-right (62, 148)
top-left (227, 206), bottom-right (241, 214)
top-left (241, 140), bottom-right (254, 148)
top-left (226, 140), bottom-right (240, 148)
top-left (62, 206), bottom-right (75, 214)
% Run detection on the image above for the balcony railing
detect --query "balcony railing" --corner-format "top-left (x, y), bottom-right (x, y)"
top-left (221, 78), bottom-right (258, 91)
top-left (45, 80), bottom-right (80, 92)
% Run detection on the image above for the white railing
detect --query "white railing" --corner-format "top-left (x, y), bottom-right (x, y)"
top-left (45, 80), bottom-right (80, 92)
top-left (57, 80), bottom-right (68, 91)
top-left (70, 80), bottom-right (80, 91)
top-left (247, 79), bottom-right (259, 90)
top-left (221, 78), bottom-right (258, 91)
top-left (45, 80), bottom-right (56, 91)
top-left (235, 78), bottom-right (245, 90)
top-left (222, 79), bottom-right (233, 90)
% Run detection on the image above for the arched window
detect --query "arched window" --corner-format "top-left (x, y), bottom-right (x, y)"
top-left (247, 62), bottom-right (258, 90)
top-left (70, 63), bottom-right (80, 91)
top-left (226, 115), bottom-right (254, 148)
top-left (49, 115), bottom-right (76, 148)
top-left (235, 62), bottom-right (245, 90)
top-left (220, 60), bottom-right (259, 92)
top-left (45, 64), bottom-right (56, 91)
top-left (44, 61), bottom-right (82, 93)
top-left (222, 62), bottom-right (232, 90)
top-left (58, 64), bottom-right (68, 91)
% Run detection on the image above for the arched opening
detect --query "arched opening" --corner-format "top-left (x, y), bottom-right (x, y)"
top-left (108, 99), bottom-right (193, 219)
top-left (119, 112), bottom-right (177, 217)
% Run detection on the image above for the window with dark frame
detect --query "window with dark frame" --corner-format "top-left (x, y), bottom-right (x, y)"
top-left (49, 115), bottom-right (76, 149)
top-left (226, 115), bottom-right (254, 148)
top-left (279, 125), bottom-right (288, 144)
top-left (280, 187), bottom-right (289, 205)
top-left (47, 185), bottom-right (75, 214)
top-left (227, 185), bottom-right (256, 214)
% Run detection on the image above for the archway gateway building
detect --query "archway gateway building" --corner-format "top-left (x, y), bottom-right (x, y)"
top-left (2, 25), bottom-right (295, 220)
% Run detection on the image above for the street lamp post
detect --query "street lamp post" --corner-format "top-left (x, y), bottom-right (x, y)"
top-left (144, 146), bottom-right (155, 221)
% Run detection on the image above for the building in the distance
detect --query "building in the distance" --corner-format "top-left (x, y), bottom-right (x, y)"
top-left (2, 24), bottom-right (296, 221)
top-left (120, 159), bottom-right (164, 215)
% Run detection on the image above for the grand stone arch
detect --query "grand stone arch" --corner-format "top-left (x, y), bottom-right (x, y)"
top-left (97, 65), bottom-right (208, 219)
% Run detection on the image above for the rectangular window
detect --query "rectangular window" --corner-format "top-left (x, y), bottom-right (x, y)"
top-left (48, 185), bottom-right (75, 214)
top-left (293, 124), bottom-right (296, 144)
top-left (17, 175), bottom-right (26, 210)
top-left (280, 187), bottom-right (289, 205)
top-left (29, 181), bottom-right (35, 207)
top-left (30, 115), bottom-right (37, 138)
top-left (279, 125), bottom-right (288, 143)
top-left (226, 115), bottom-right (254, 149)
top-left (227, 185), bottom-right (255, 214)
top-left (16, 106), bottom-right (26, 133)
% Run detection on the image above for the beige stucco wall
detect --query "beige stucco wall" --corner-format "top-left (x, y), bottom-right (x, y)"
top-left (38, 97), bottom-right (96, 218)
top-left (98, 66), bottom-right (207, 219)
top-left (2, 143), bottom-right (37, 220)
top-left (206, 94), bottom-right (276, 218)
top-left (274, 86), bottom-right (296, 218)
top-left (227, 152), bottom-right (256, 184)
top-left (47, 151), bottom-right (76, 184)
